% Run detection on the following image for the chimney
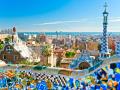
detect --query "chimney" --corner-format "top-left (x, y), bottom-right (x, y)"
top-left (12, 27), bottom-right (16, 42)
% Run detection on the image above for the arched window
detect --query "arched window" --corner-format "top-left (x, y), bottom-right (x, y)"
top-left (6, 46), bottom-right (13, 53)
top-left (79, 62), bottom-right (90, 70)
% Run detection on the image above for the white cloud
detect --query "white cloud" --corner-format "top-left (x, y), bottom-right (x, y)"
top-left (109, 17), bottom-right (120, 22)
top-left (109, 19), bottom-right (120, 22)
top-left (31, 17), bottom-right (120, 32)
top-left (33, 20), bottom-right (82, 26)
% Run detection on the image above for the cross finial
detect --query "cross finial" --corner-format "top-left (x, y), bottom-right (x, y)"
top-left (104, 2), bottom-right (108, 11)
top-left (104, 2), bottom-right (108, 8)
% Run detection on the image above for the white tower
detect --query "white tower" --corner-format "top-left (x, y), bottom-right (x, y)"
top-left (100, 3), bottom-right (110, 58)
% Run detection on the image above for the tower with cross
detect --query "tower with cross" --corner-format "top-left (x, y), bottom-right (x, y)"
top-left (100, 2), bottom-right (110, 58)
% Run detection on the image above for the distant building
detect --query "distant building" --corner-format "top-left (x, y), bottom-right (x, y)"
top-left (108, 37), bottom-right (115, 52)
top-left (87, 41), bottom-right (99, 51)
top-left (54, 48), bottom-right (65, 67)
top-left (46, 37), bottom-right (52, 44)
top-left (39, 34), bottom-right (47, 43)
top-left (115, 40), bottom-right (120, 55)
top-left (65, 35), bottom-right (73, 48)
top-left (0, 34), bottom-right (9, 41)
top-left (0, 29), bottom-right (13, 34)
top-left (52, 38), bottom-right (59, 46)
top-left (60, 58), bottom-right (72, 68)
top-left (79, 42), bottom-right (86, 50)
top-left (0, 27), bottom-right (18, 43)
top-left (75, 39), bottom-right (81, 48)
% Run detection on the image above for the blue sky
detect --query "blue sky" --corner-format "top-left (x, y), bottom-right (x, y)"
top-left (0, 0), bottom-right (120, 32)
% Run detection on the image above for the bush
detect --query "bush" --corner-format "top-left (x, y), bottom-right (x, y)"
top-left (0, 43), bottom-right (4, 50)
top-left (65, 51), bottom-right (75, 58)
top-left (33, 65), bottom-right (47, 70)
top-left (21, 65), bottom-right (26, 68)
top-left (33, 62), bottom-right (40, 65)
top-left (19, 60), bottom-right (32, 65)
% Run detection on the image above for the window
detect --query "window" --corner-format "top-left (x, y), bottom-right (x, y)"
top-left (6, 46), bottom-right (13, 53)
top-left (14, 55), bottom-right (18, 60)
top-left (3, 55), bottom-right (7, 60)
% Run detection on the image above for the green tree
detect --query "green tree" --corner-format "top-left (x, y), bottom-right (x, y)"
top-left (65, 51), bottom-right (75, 58)
top-left (41, 44), bottom-right (52, 65)
top-left (5, 35), bottom-right (12, 44)
top-left (0, 44), bottom-right (4, 50)
top-left (0, 40), bottom-right (4, 50)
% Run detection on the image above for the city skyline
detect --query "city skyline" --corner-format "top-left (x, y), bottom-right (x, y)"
top-left (0, 0), bottom-right (120, 32)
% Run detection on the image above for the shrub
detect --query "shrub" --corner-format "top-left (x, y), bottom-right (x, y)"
top-left (33, 65), bottom-right (47, 70)
top-left (33, 62), bottom-right (40, 65)
top-left (65, 51), bottom-right (75, 58)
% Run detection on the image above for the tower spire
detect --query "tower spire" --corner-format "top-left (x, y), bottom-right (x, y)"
top-left (104, 2), bottom-right (107, 12)
top-left (100, 2), bottom-right (110, 58)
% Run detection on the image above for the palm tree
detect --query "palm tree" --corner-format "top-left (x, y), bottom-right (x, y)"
top-left (41, 44), bottom-right (52, 65)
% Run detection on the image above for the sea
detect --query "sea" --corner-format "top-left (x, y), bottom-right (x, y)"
top-left (18, 32), bottom-right (120, 36)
